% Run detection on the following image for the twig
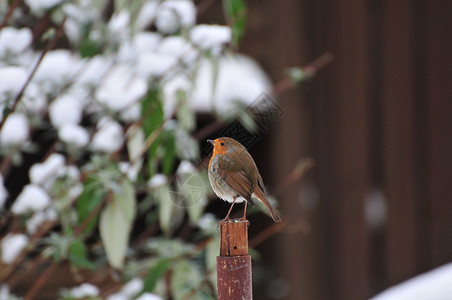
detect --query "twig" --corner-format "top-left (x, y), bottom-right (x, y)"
top-left (7, 253), bottom-right (48, 289)
top-left (272, 157), bottom-right (315, 197)
top-left (196, 0), bottom-right (216, 17)
top-left (31, 13), bottom-right (52, 42)
top-left (74, 191), bottom-right (112, 237)
top-left (0, 156), bottom-right (12, 177)
top-left (0, 0), bottom-right (22, 30)
top-left (272, 52), bottom-right (334, 96)
top-left (129, 121), bottom-right (166, 168)
top-left (24, 263), bottom-right (57, 300)
top-left (0, 17), bottom-right (67, 132)
top-left (0, 220), bottom-right (57, 282)
top-left (249, 222), bottom-right (287, 248)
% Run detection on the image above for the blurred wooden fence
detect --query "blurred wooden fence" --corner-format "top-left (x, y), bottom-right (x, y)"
top-left (237, 0), bottom-right (452, 299)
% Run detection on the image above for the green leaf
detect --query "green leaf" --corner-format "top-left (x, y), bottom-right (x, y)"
top-left (176, 91), bottom-right (195, 131)
top-left (157, 184), bottom-right (174, 234)
top-left (99, 180), bottom-right (136, 269)
top-left (77, 175), bottom-right (105, 234)
top-left (80, 39), bottom-right (101, 58)
top-left (141, 89), bottom-right (164, 138)
top-left (161, 130), bottom-right (176, 175)
top-left (143, 258), bottom-right (171, 293)
top-left (141, 89), bottom-right (164, 177)
top-left (126, 124), bottom-right (145, 180)
top-left (68, 240), bottom-right (96, 270)
top-left (223, 0), bottom-right (247, 46)
top-left (179, 172), bottom-right (206, 223)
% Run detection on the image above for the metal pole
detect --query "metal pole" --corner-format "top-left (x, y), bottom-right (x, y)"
top-left (217, 219), bottom-right (252, 300)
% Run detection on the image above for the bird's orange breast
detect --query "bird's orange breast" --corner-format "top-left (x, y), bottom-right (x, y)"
top-left (208, 141), bottom-right (228, 169)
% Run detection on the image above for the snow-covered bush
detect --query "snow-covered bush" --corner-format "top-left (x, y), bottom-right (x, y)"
top-left (0, 0), bottom-right (271, 298)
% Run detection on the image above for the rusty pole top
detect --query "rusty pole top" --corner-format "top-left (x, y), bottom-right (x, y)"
top-left (219, 219), bottom-right (249, 256)
top-left (217, 219), bottom-right (252, 300)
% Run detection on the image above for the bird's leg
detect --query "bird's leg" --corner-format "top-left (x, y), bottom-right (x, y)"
top-left (241, 201), bottom-right (248, 221)
top-left (224, 196), bottom-right (237, 220)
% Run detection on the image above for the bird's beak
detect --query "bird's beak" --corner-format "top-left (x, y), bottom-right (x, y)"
top-left (207, 139), bottom-right (214, 145)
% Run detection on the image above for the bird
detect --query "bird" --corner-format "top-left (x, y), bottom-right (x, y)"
top-left (207, 137), bottom-right (281, 222)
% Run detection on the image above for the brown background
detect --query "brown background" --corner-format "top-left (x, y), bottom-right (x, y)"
top-left (201, 0), bottom-right (452, 299)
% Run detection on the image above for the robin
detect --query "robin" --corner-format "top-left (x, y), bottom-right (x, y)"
top-left (207, 137), bottom-right (281, 222)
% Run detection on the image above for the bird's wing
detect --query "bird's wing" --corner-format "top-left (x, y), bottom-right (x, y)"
top-left (216, 165), bottom-right (255, 206)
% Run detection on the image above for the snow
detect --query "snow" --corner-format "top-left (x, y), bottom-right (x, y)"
top-left (35, 50), bottom-right (80, 81)
top-left (26, 208), bottom-right (57, 234)
top-left (12, 184), bottom-right (51, 214)
top-left (0, 27), bottom-right (32, 56)
top-left (120, 103), bottom-right (141, 122)
top-left (59, 124), bottom-right (89, 147)
top-left (139, 53), bottom-right (272, 115)
top-left (190, 25), bottom-right (231, 55)
top-left (61, 1), bottom-right (98, 24)
top-left (29, 153), bottom-right (66, 187)
top-left (148, 174), bottom-right (168, 188)
top-left (65, 165), bottom-right (80, 180)
top-left (119, 32), bottom-right (162, 62)
top-left (49, 94), bottom-right (84, 128)
top-left (91, 117), bottom-right (124, 153)
top-left (177, 160), bottom-right (196, 174)
top-left (0, 284), bottom-right (10, 299)
top-left (136, 293), bottom-right (163, 300)
top-left (0, 113), bottom-right (29, 146)
top-left (158, 36), bottom-right (198, 66)
top-left (1, 234), bottom-right (28, 264)
top-left (62, 2), bottom-right (102, 43)
top-left (120, 278), bottom-right (143, 298)
top-left (22, 83), bottom-right (48, 114)
top-left (369, 263), bottom-right (452, 300)
top-left (155, 0), bottom-right (196, 34)
top-left (191, 54), bottom-right (272, 113)
top-left (68, 183), bottom-right (83, 200)
top-left (108, 10), bottom-right (130, 41)
top-left (106, 294), bottom-right (127, 300)
top-left (119, 162), bottom-right (140, 181)
top-left (105, 278), bottom-right (144, 300)
top-left (69, 283), bottom-right (100, 298)
top-left (155, 5), bottom-right (179, 34)
top-left (133, 32), bottom-right (162, 53)
top-left (63, 19), bottom-right (81, 44)
top-left (365, 188), bottom-right (386, 230)
top-left (136, 52), bottom-right (176, 78)
top-left (0, 175), bottom-right (7, 209)
top-left (95, 65), bottom-right (147, 111)
top-left (135, 0), bottom-right (160, 32)
top-left (34, 50), bottom-right (81, 92)
top-left (25, 0), bottom-right (64, 12)
top-left (0, 66), bottom-right (28, 99)
top-left (33, 52), bottom-right (78, 94)
top-left (135, 36), bottom-right (198, 79)
top-left (162, 75), bottom-right (191, 117)
top-left (197, 213), bottom-right (216, 230)
top-left (76, 56), bottom-right (114, 86)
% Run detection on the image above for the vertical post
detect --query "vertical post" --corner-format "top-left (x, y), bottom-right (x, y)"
top-left (217, 219), bottom-right (252, 300)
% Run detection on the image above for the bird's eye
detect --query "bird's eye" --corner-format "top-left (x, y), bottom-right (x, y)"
top-left (220, 142), bottom-right (225, 146)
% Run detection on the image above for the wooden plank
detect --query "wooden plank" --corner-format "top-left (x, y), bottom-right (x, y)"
top-left (426, 0), bottom-right (452, 267)
top-left (261, 0), bottom-right (324, 299)
top-left (319, 0), bottom-right (371, 299)
top-left (381, 0), bottom-right (418, 285)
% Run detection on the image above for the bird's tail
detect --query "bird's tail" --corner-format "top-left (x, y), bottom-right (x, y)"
top-left (254, 185), bottom-right (282, 223)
